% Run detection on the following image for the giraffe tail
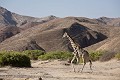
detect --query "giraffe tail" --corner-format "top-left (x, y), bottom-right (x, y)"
top-left (89, 59), bottom-right (92, 70)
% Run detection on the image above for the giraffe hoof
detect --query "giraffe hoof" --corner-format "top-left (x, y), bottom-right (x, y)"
top-left (80, 70), bottom-right (83, 73)
top-left (77, 70), bottom-right (80, 73)
top-left (73, 70), bottom-right (76, 72)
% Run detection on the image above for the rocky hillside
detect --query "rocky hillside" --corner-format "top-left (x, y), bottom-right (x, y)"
top-left (0, 17), bottom-right (107, 52)
top-left (0, 6), bottom-right (57, 27)
top-left (0, 6), bottom-right (120, 52)
top-left (0, 6), bottom-right (57, 42)
top-left (97, 17), bottom-right (120, 27)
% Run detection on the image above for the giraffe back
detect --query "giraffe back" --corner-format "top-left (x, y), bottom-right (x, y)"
top-left (81, 49), bottom-right (90, 61)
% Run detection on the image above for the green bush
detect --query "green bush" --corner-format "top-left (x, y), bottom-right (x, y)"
top-left (0, 54), bottom-right (3, 66)
top-left (38, 51), bottom-right (73, 60)
top-left (115, 53), bottom-right (120, 60)
top-left (22, 50), bottom-right (45, 60)
top-left (0, 51), bottom-right (9, 66)
top-left (0, 51), bottom-right (31, 67)
top-left (89, 51), bottom-right (103, 61)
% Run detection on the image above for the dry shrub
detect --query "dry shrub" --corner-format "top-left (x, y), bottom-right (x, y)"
top-left (38, 51), bottom-right (73, 60)
top-left (115, 53), bottom-right (120, 60)
top-left (89, 51), bottom-right (103, 61)
top-left (22, 50), bottom-right (45, 60)
top-left (99, 51), bottom-right (116, 62)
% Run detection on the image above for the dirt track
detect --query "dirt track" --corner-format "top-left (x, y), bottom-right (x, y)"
top-left (0, 59), bottom-right (120, 80)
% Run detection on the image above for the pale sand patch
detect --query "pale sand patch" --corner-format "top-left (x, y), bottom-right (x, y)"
top-left (0, 59), bottom-right (120, 80)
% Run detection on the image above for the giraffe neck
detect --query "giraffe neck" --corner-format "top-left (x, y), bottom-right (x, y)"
top-left (65, 33), bottom-right (77, 51)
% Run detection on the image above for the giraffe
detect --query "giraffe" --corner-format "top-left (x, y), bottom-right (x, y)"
top-left (63, 31), bottom-right (80, 72)
top-left (63, 29), bottom-right (92, 72)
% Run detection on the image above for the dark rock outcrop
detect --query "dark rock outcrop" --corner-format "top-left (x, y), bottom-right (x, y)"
top-left (62, 22), bottom-right (107, 51)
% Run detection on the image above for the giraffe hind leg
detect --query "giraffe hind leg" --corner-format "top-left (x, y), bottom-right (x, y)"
top-left (89, 60), bottom-right (93, 72)
top-left (81, 59), bottom-right (86, 73)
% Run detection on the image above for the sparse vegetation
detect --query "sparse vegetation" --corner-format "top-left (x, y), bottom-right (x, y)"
top-left (22, 50), bottom-right (45, 60)
top-left (38, 51), bottom-right (73, 60)
top-left (0, 49), bottom-right (119, 68)
top-left (99, 51), bottom-right (116, 62)
top-left (89, 51), bottom-right (103, 61)
top-left (0, 51), bottom-right (31, 67)
top-left (115, 53), bottom-right (120, 60)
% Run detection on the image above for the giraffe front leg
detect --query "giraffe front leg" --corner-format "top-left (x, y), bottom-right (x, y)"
top-left (71, 55), bottom-right (76, 72)
top-left (76, 56), bottom-right (80, 73)
top-left (76, 57), bottom-right (79, 64)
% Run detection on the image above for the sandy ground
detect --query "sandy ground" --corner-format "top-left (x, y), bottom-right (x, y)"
top-left (0, 59), bottom-right (120, 80)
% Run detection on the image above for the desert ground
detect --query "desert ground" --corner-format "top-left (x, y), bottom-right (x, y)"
top-left (0, 59), bottom-right (120, 80)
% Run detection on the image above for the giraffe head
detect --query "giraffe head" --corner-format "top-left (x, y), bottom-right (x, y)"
top-left (62, 28), bottom-right (68, 38)
top-left (63, 32), bottom-right (68, 38)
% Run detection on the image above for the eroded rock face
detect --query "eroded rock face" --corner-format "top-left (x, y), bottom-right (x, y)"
top-left (97, 17), bottom-right (120, 27)
top-left (0, 26), bottom-right (20, 42)
top-left (25, 40), bottom-right (45, 51)
top-left (62, 22), bottom-right (107, 51)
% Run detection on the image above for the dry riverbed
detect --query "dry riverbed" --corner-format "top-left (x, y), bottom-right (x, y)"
top-left (0, 59), bottom-right (120, 80)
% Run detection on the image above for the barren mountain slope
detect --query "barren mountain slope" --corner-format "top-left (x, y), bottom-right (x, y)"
top-left (86, 26), bottom-right (120, 52)
top-left (0, 6), bottom-right (57, 28)
top-left (1, 6), bottom-right (120, 52)
top-left (70, 17), bottom-right (120, 52)
top-left (0, 26), bottom-right (20, 42)
top-left (0, 18), bottom-right (106, 52)
top-left (0, 6), bottom-right (57, 42)
top-left (98, 17), bottom-right (120, 27)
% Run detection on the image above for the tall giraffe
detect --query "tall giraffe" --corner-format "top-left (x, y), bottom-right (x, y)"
top-left (63, 31), bottom-right (80, 72)
top-left (63, 30), bottom-right (92, 72)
